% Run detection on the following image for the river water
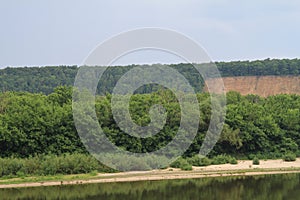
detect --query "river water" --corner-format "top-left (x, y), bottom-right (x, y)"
top-left (0, 173), bottom-right (299, 200)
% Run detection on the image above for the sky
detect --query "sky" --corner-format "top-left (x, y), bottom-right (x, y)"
top-left (0, 0), bottom-right (300, 68)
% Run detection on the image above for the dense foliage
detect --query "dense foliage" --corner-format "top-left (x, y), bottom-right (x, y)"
top-left (0, 66), bottom-right (78, 94)
top-left (0, 64), bottom-right (203, 94)
top-left (0, 58), bottom-right (299, 94)
top-left (216, 58), bottom-right (300, 77)
top-left (0, 87), bottom-right (299, 163)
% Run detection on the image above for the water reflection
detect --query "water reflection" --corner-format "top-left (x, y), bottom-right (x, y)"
top-left (0, 173), bottom-right (299, 200)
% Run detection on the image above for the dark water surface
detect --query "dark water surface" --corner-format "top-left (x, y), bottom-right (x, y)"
top-left (1, 173), bottom-right (300, 200)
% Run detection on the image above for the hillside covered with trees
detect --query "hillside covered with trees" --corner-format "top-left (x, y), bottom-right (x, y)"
top-left (0, 58), bottom-right (299, 175)
top-left (0, 58), bottom-right (299, 95)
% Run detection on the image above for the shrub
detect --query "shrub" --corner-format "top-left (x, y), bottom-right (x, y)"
top-left (170, 157), bottom-right (192, 170)
top-left (296, 151), bottom-right (300, 157)
top-left (0, 154), bottom-right (105, 178)
top-left (186, 156), bottom-right (201, 166)
top-left (211, 155), bottom-right (231, 165)
top-left (229, 157), bottom-right (238, 165)
top-left (170, 157), bottom-right (187, 168)
top-left (180, 163), bottom-right (193, 171)
top-left (188, 156), bottom-right (212, 166)
top-left (186, 156), bottom-right (212, 167)
top-left (40, 155), bottom-right (59, 175)
top-left (21, 156), bottom-right (41, 175)
top-left (199, 157), bottom-right (212, 166)
top-left (0, 157), bottom-right (24, 176)
top-left (248, 154), bottom-right (255, 160)
top-left (283, 153), bottom-right (296, 162)
top-left (252, 157), bottom-right (260, 165)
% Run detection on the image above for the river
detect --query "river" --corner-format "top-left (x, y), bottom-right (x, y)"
top-left (0, 173), bottom-right (299, 200)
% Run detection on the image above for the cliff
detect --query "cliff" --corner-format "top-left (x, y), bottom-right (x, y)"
top-left (204, 76), bottom-right (300, 97)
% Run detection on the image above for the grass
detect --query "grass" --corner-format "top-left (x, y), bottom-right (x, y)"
top-left (0, 173), bottom-right (100, 185)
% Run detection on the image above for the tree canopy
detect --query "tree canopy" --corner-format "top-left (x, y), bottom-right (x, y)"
top-left (0, 58), bottom-right (299, 94)
top-left (0, 87), bottom-right (299, 160)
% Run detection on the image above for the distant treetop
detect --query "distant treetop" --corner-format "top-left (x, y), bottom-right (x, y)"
top-left (0, 58), bottom-right (299, 94)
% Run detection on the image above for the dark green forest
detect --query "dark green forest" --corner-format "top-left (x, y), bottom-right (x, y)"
top-left (1, 58), bottom-right (299, 94)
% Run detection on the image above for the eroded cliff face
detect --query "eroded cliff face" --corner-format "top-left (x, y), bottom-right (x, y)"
top-left (204, 76), bottom-right (300, 97)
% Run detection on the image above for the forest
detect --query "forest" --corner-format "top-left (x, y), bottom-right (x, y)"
top-left (0, 58), bottom-right (299, 175)
top-left (0, 85), bottom-right (299, 175)
top-left (0, 58), bottom-right (299, 94)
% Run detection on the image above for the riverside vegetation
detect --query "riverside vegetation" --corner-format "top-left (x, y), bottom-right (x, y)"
top-left (0, 84), bottom-right (299, 177)
top-left (0, 58), bottom-right (300, 177)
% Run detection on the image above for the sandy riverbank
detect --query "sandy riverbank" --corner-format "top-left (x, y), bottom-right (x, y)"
top-left (1, 158), bottom-right (300, 189)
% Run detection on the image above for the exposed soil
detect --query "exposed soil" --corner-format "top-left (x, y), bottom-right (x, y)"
top-left (204, 76), bottom-right (300, 97)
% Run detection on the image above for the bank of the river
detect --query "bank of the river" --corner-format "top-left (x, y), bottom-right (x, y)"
top-left (1, 159), bottom-right (300, 189)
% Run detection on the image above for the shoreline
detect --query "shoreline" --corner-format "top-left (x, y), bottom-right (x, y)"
top-left (1, 159), bottom-right (300, 189)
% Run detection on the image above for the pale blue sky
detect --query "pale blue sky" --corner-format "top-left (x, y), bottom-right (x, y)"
top-left (0, 0), bottom-right (299, 68)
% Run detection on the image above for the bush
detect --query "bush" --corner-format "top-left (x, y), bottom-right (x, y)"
top-left (0, 154), bottom-right (103, 178)
top-left (40, 155), bottom-right (59, 175)
top-left (0, 158), bottom-right (25, 177)
top-left (248, 154), bottom-right (255, 160)
top-left (199, 157), bottom-right (212, 166)
top-left (252, 157), bottom-right (260, 165)
top-left (21, 156), bottom-right (41, 174)
top-left (170, 157), bottom-right (187, 168)
top-left (283, 153), bottom-right (296, 162)
top-left (186, 156), bottom-right (201, 166)
top-left (211, 155), bottom-right (231, 165)
top-left (187, 156), bottom-right (212, 167)
top-left (170, 157), bottom-right (192, 170)
top-left (229, 157), bottom-right (238, 165)
top-left (296, 151), bottom-right (300, 157)
top-left (180, 163), bottom-right (193, 171)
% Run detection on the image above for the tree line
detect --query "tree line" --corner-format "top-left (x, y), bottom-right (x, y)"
top-left (0, 58), bottom-right (299, 94)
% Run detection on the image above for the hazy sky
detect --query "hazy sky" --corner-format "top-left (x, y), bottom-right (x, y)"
top-left (0, 0), bottom-right (299, 67)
